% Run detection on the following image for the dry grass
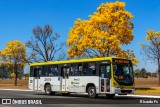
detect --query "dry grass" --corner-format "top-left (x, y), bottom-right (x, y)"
top-left (0, 84), bottom-right (28, 89)
top-left (134, 78), bottom-right (160, 96)
top-left (135, 78), bottom-right (159, 88)
top-left (0, 79), bottom-right (28, 89)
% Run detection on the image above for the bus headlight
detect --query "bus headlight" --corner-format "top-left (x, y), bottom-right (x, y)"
top-left (114, 83), bottom-right (119, 88)
top-left (132, 86), bottom-right (135, 89)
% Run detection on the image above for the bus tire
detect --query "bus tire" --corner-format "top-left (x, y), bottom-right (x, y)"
top-left (106, 94), bottom-right (115, 99)
top-left (45, 85), bottom-right (54, 95)
top-left (88, 86), bottom-right (97, 98)
top-left (51, 91), bottom-right (55, 95)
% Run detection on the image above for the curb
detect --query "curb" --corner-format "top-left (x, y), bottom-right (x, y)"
top-left (0, 89), bottom-right (32, 91)
top-left (0, 89), bottom-right (159, 98)
top-left (117, 94), bottom-right (160, 98)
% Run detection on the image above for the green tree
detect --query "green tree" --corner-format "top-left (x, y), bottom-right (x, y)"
top-left (140, 68), bottom-right (147, 78)
top-left (146, 72), bottom-right (151, 78)
top-left (134, 69), bottom-right (140, 78)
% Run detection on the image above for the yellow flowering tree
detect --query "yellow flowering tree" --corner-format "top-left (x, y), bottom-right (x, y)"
top-left (0, 40), bottom-right (27, 86)
top-left (140, 30), bottom-right (160, 85)
top-left (67, 1), bottom-right (139, 66)
top-left (10, 72), bottom-right (16, 78)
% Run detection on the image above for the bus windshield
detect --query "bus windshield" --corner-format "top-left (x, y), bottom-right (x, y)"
top-left (113, 59), bottom-right (134, 86)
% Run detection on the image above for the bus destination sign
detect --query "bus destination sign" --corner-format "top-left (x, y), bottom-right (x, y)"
top-left (113, 59), bottom-right (129, 64)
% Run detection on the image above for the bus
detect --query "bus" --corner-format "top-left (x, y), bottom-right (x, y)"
top-left (28, 57), bottom-right (135, 98)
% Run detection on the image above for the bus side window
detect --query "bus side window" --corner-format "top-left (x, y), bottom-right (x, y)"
top-left (53, 67), bottom-right (58, 76)
top-left (33, 67), bottom-right (41, 77)
top-left (39, 68), bottom-right (42, 76)
top-left (42, 66), bottom-right (48, 76)
top-left (89, 63), bottom-right (96, 75)
top-left (106, 65), bottom-right (110, 78)
top-left (30, 67), bottom-right (34, 77)
top-left (48, 65), bottom-right (58, 76)
top-left (70, 64), bottom-right (78, 76)
top-left (83, 62), bottom-right (96, 76)
top-left (33, 69), bottom-right (37, 77)
top-left (48, 65), bottom-right (53, 76)
top-left (83, 63), bottom-right (88, 75)
top-left (78, 63), bottom-right (82, 76)
top-left (70, 64), bottom-right (82, 76)
top-left (62, 68), bottom-right (65, 78)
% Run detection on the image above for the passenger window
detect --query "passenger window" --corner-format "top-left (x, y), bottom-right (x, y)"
top-left (62, 67), bottom-right (69, 78)
top-left (70, 63), bottom-right (82, 76)
top-left (78, 64), bottom-right (82, 76)
top-left (106, 66), bottom-right (110, 78)
top-left (42, 66), bottom-right (48, 76)
top-left (39, 69), bottom-right (42, 75)
top-left (30, 67), bottom-right (34, 77)
top-left (83, 62), bottom-right (96, 76)
top-left (100, 65), bottom-right (110, 78)
top-left (48, 65), bottom-right (58, 76)
top-left (33, 67), bottom-right (41, 77)
top-left (70, 64), bottom-right (77, 76)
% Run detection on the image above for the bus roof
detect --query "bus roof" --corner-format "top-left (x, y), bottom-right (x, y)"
top-left (30, 57), bottom-right (128, 66)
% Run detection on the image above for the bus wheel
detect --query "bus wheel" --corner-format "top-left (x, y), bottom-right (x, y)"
top-left (106, 94), bottom-right (115, 99)
top-left (51, 91), bottom-right (55, 95)
top-left (45, 85), bottom-right (54, 95)
top-left (88, 86), bottom-right (97, 98)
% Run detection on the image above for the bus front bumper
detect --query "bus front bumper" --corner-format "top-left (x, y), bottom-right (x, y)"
top-left (114, 88), bottom-right (134, 94)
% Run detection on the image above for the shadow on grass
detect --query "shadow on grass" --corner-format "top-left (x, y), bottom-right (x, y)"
top-left (135, 88), bottom-right (155, 90)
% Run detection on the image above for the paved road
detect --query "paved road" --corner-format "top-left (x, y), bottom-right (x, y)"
top-left (0, 90), bottom-right (159, 107)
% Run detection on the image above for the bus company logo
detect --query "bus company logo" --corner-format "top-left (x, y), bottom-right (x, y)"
top-left (1, 99), bottom-right (42, 104)
top-left (2, 99), bottom-right (11, 104)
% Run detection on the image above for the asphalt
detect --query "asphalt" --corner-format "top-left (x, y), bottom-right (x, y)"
top-left (0, 90), bottom-right (159, 107)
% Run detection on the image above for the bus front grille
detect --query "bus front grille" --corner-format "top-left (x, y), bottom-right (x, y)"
top-left (121, 90), bottom-right (132, 93)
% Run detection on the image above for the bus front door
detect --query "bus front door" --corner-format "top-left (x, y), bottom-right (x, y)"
top-left (100, 65), bottom-right (111, 93)
top-left (33, 68), bottom-right (41, 91)
top-left (61, 67), bottom-right (69, 91)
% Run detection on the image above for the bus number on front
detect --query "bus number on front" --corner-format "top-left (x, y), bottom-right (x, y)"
top-left (44, 78), bottom-right (51, 81)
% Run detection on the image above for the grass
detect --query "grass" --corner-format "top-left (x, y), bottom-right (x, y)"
top-left (135, 78), bottom-right (159, 88)
top-left (135, 87), bottom-right (160, 96)
top-left (0, 78), bottom-right (160, 96)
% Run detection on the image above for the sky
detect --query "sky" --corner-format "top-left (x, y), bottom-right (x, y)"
top-left (0, 0), bottom-right (159, 73)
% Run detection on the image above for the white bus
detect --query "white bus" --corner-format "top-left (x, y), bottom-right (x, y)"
top-left (28, 57), bottom-right (135, 98)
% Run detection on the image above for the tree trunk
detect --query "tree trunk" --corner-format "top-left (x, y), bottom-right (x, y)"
top-left (159, 69), bottom-right (160, 86)
top-left (158, 58), bottom-right (160, 86)
top-left (14, 65), bottom-right (18, 86)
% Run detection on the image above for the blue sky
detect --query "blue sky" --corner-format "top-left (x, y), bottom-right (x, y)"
top-left (0, 0), bottom-right (159, 73)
